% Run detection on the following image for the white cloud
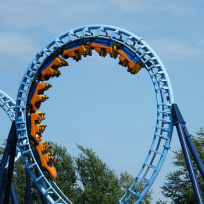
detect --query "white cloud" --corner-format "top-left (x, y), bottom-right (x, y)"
top-left (0, 0), bottom-right (108, 32)
top-left (0, 0), bottom-right (203, 69)
top-left (0, 32), bottom-right (41, 69)
top-left (0, 32), bottom-right (39, 56)
top-left (198, 39), bottom-right (204, 46)
top-left (109, 0), bottom-right (202, 15)
top-left (0, 0), bottom-right (202, 34)
top-left (147, 37), bottom-right (204, 63)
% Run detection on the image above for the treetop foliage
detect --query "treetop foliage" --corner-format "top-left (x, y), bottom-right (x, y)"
top-left (0, 142), bottom-right (153, 204)
top-left (158, 127), bottom-right (204, 204)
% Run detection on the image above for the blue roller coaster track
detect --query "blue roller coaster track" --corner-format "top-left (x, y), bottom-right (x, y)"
top-left (0, 90), bottom-right (15, 122)
top-left (0, 25), bottom-right (203, 204)
top-left (0, 90), bottom-right (21, 163)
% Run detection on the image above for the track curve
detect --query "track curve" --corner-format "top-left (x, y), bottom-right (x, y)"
top-left (0, 90), bottom-right (21, 165)
top-left (0, 90), bottom-right (15, 122)
top-left (15, 25), bottom-right (174, 204)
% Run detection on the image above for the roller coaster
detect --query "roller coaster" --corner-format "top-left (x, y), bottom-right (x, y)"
top-left (0, 25), bottom-right (204, 204)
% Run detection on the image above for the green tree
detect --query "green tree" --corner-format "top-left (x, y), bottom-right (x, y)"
top-left (0, 142), bottom-right (78, 203)
top-left (75, 144), bottom-right (121, 204)
top-left (119, 171), bottom-right (153, 204)
top-left (49, 142), bottom-right (79, 203)
top-left (12, 157), bottom-right (27, 203)
top-left (155, 199), bottom-right (167, 204)
top-left (0, 143), bottom-right (27, 204)
top-left (158, 127), bottom-right (204, 204)
top-left (1, 142), bottom-right (153, 203)
top-left (0, 146), bottom-right (4, 154)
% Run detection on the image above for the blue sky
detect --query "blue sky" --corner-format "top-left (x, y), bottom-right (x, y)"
top-left (0, 0), bottom-right (204, 203)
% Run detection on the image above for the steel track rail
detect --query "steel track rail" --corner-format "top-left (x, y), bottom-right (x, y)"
top-left (0, 90), bottom-right (21, 163)
top-left (15, 25), bottom-right (174, 204)
top-left (0, 90), bottom-right (15, 122)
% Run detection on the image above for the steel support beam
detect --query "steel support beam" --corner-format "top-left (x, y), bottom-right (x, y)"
top-left (172, 103), bottom-right (204, 204)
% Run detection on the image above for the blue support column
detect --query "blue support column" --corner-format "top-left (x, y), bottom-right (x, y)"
top-left (0, 172), bottom-right (6, 203)
top-left (0, 122), bottom-right (16, 182)
top-left (10, 182), bottom-right (18, 204)
top-left (0, 121), bottom-right (18, 204)
top-left (3, 123), bottom-right (17, 204)
top-left (172, 104), bottom-right (204, 204)
top-left (184, 128), bottom-right (204, 181)
top-left (26, 168), bottom-right (31, 204)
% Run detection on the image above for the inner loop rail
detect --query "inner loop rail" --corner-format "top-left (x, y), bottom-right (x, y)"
top-left (14, 25), bottom-right (174, 204)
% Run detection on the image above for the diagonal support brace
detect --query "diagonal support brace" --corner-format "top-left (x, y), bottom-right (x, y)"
top-left (0, 121), bottom-right (18, 204)
top-left (172, 103), bottom-right (204, 204)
